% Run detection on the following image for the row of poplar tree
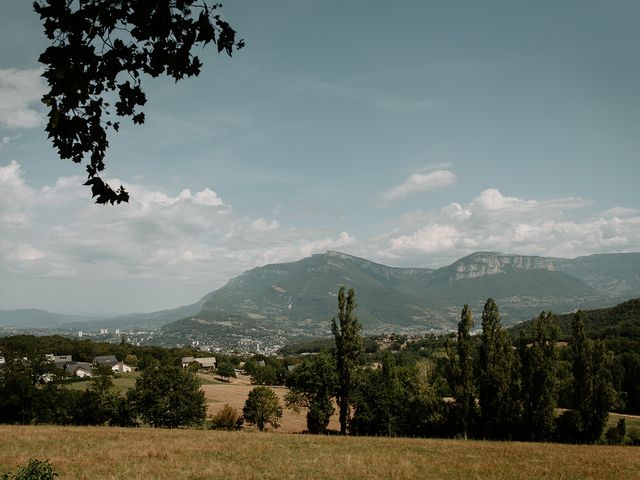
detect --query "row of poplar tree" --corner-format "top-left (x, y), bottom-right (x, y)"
top-left (286, 289), bottom-right (623, 443)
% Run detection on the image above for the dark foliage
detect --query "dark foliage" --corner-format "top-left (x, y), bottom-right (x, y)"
top-left (128, 365), bottom-right (206, 428)
top-left (332, 286), bottom-right (363, 435)
top-left (285, 351), bottom-right (337, 434)
top-left (34, 0), bottom-right (243, 203)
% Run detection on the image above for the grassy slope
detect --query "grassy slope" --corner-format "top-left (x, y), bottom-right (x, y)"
top-left (1, 425), bottom-right (638, 480)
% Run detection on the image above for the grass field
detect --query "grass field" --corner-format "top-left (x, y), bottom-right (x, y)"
top-left (202, 383), bottom-right (340, 433)
top-left (1, 425), bottom-right (638, 480)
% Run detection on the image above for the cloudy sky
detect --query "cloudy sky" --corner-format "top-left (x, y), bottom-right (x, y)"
top-left (1, 0), bottom-right (639, 314)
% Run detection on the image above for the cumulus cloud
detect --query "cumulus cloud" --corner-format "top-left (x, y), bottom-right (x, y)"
top-left (0, 161), bottom-right (358, 293)
top-left (0, 68), bottom-right (46, 128)
top-left (379, 188), bottom-right (640, 263)
top-left (2, 160), bottom-right (639, 312)
top-left (382, 170), bottom-right (456, 202)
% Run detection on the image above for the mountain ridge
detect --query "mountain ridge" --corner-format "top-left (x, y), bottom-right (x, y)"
top-left (3, 251), bottom-right (639, 347)
top-left (161, 250), bottom-right (639, 347)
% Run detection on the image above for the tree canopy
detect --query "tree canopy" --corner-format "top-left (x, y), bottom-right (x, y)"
top-left (242, 386), bottom-right (282, 432)
top-left (34, 0), bottom-right (244, 204)
top-left (128, 366), bottom-right (207, 428)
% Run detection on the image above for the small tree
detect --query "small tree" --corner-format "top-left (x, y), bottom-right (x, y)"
top-left (128, 366), bottom-right (206, 428)
top-left (216, 363), bottom-right (236, 382)
top-left (243, 386), bottom-right (282, 431)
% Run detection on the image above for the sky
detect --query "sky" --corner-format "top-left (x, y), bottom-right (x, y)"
top-left (1, 0), bottom-right (639, 315)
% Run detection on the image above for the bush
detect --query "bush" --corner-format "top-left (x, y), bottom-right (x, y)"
top-left (554, 410), bottom-right (582, 443)
top-left (605, 418), bottom-right (626, 445)
top-left (2, 459), bottom-right (58, 480)
top-left (209, 404), bottom-right (243, 430)
top-left (627, 426), bottom-right (640, 446)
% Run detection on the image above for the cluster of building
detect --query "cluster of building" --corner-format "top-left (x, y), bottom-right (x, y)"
top-left (46, 354), bottom-right (136, 379)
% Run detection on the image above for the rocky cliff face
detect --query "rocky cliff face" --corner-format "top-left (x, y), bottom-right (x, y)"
top-left (451, 252), bottom-right (556, 281)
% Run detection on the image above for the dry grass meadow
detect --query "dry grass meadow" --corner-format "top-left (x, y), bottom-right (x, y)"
top-left (1, 424), bottom-right (639, 480)
top-left (14, 372), bottom-right (635, 478)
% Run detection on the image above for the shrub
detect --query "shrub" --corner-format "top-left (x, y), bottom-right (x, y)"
top-left (2, 459), bottom-right (58, 480)
top-left (209, 404), bottom-right (243, 431)
top-left (605, 418), bottom-right (626, 445)
top-left (627, 426), bottom-right (640, 446)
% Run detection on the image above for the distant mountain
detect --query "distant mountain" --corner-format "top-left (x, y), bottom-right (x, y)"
top-left (0, 309), bottom-right (99, 329)
top-left (162, 251), bottom-right (638, 345)
top-left (95, 291), bottom-right (215, 330)
top-left (5, 251), bottom-right (638, 347)
top-left (0, 292), bottom-right (215, 331)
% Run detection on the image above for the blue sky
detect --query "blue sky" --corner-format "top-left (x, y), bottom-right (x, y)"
top-left (1, 0), bottom-right (639, 314)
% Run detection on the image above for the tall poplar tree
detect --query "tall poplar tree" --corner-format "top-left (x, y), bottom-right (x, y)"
top-left (570, 311), bottom-right (616, 442)
top-left (521, 311), bottom-right (558, 441)
top-left (571, 310), bottom-right (592, 436)
top-left (447, 304), bottom-right (475, 439)
top-left (478, 298), bottom-right (517, 439)
top-left (332, 286), bottom-right (363, 435)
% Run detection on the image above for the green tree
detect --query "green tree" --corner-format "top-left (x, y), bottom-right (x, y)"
top-left (242, 386), bottom-right (282, 432)
top-left (285, 351), bottom-right (337, 434)
top-left (520, 311), bottom-right (559, 441)
top-left (129, 366), bottom-right (206, 428)
top-left (478, 298), bottom-right (519, 439)
top-left (34, 0), bottom-right (244, 204)
top-left (569, 311), bottom-right (617, 442)
top-left (332, 286), bottom-right (363, 435)
top-left (446, 304), bottom-right (476, 439)
top-left (216, 362), bottom-right (236, 382)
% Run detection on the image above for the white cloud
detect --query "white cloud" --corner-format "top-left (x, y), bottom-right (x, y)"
top-left (0, 161), bottom-right (357, 292)
top-left (0, 160), bottom-right (33, 225)
top-left (0, 68), bottom-right (46, 128)
top-left (382, 169), bottom-right (456, 202)
top-left (9, 244), bottom-right (46, 261)
top-left (380, 188), bottom-right (640, 262)
top-left (2, 161), bottom-right (639, 312)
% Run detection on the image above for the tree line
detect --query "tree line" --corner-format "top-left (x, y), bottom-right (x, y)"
top-left (1, 288), bottom-right (639, 444)
top-left (284, 289), bottom-right (640, 445)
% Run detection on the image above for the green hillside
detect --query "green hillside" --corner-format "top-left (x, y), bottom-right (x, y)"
top-left (509, 298), bottom-right (640, 346)
top-left (163, 251), bottom-right (623, 345)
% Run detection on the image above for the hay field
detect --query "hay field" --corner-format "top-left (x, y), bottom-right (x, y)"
top-left (202, 382), bottom-right (340, 433)
top-left (1, 425), bottom-right (639, 480)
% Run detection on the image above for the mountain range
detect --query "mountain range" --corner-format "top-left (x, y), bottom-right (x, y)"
top-left (2, 251), bottom-right (639, 346)
top-left (161, 251), bottom-right (639, 344)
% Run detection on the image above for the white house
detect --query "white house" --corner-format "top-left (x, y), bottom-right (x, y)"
top-left (111, 361), bottom-right (135, 373)
top-left (65, 362), bottom-right (93, 378)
